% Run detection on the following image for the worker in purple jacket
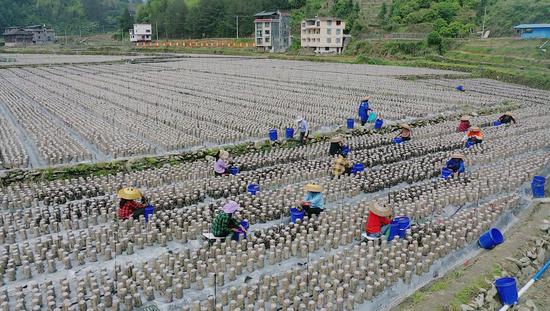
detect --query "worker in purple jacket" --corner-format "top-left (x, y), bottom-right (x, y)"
top-left (214, 150), bottom-right (230, 176)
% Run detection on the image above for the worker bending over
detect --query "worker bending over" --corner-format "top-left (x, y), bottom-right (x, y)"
top-left (457, 116), bottom-right (471, 132)
top-left (214, 150), bottom-right (230, 176)
top-left (396, 123), bottom-right (412, 141)
top-left (117, 187), bottom-right (148, 220)
top-left (299, 183), bottom-right (324, 218)
top-left (332, 148), bottom-right (352, 177)
top-left (499, 111), bottom-right (516, 125)
top-left (358, 96), bottom-right (372, 126)
top-left (365, 202), bottom-right (393, 239)
top-left (446, 153), bottom-right (466, 175)
top-left (329, 136), bottom-right (344, 156)
top-left (463, 126), bottom-right (484, 146)
top-left (211, 201), bottom-right (247, 240)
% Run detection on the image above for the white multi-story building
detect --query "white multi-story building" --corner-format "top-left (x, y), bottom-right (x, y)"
top-left (129, 24), bottom-right (152, 42)
top-left (254, 10), bottom-right (291, 53)
top-left (301, 17), bottom-right (346, 54)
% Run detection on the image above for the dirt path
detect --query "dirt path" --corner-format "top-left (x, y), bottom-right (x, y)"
top-left (392, 202), bottom-right (550, 311)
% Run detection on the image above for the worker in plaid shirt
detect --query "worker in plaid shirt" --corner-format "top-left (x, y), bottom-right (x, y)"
top-left (212, 201), bottom-right (246, 239)
top-left (331, 147), bottom-right (352, 177)
top-left (117, 187), bottom-right (147, 220)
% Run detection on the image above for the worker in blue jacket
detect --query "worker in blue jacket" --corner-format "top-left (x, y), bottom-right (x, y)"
top-left (446, 153), bottom-right (466, 175)
top-left (358, 96), bottom-right (371, 126)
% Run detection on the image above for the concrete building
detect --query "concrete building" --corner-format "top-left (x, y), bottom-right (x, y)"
top-left (2, 25), bottom-right (55, 47)
top-left (301, 17), bottom-right (346, 54)
top-left (514, 24), bottom-right (550, 39)
top-left (254, 11), bottom-right (291, 53)
top-left (129, 24), bottom-right (153, 42)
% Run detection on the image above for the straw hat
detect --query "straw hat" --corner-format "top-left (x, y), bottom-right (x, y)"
top-left (451, 153), bottom-right (465, 160)
top-left (460, 115), bottom-right (470, 121)
top-left (505, 111), bottom-right (513, 116)
top-left (362, 96), bottom-right (370, 101)
top-left (219, 150), bottom-right (229, 160)
top-left (400, 123), bottom-right (411, 130)
top-left (330, 135), bottom-right (344, 143)
top-left (304, 183), bottom-right (323, 193)
top-left (369, 202), bottom-right (391, 217)
top-left (221, 200), bottom-right (241, 214)
top-left (470, 126), bottom-right (481, 132)
top-left (296, 116), bottom-right (304, 123)
top-left (117, 187), bottom-right (142, 200)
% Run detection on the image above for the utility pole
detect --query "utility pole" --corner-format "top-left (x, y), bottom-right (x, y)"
top-left (481, 5), bottom-right (487, 39)
top-left (156, 21), bottom-right (159, 41)
top-left (236, 16), bottom-right (239, 39)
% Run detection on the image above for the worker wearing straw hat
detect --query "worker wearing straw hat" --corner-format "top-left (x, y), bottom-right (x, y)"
top-left (214, 149), bottom-right (230, 177)
top-left (365, 202), bottom-right (393, 239)
top-left (211, 200), bottom-right (247, 240)
top-left (463, 126), bottom-right (484, 146)
top-left (331, 147), bottom-right (352, 177)
top-left (358, 96), bottom-right (372, 126)
top-left (498, 111), bottom-right (516, 125)
top-left (396, 123), bottom-right (412, 141)
top-left (457, 115), bottom-right (471, 132)
top-left (299, 183), bottom-right (324, 218)
top-left (117, 187), bottom-right (148, 220)
top-left (329, 135), bottom-right (345, 156)
top-left (296, 116), bottom-right (309, 145)
top-left (445, 153), bottom-right (466, 175)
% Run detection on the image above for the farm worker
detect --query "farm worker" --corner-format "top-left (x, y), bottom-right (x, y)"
top-left (214, 150), bottom-right (230, 176)
top-left (329, 135), bottom-right (344, 156)
top-left (211, 201), bottom-right (247, 240)
top-left (396, 123), bottom-right (412, 141)
top-left (498, 111), bottom-right (516, 125)
top-left (117, 187), bottom-right (148, 220)
top-left (365, 202), bottom-right (393, 239)
top-left (446, 153), bottom-right (466, 174)
top-left (457, 115), bottom-right (471, 132)
top-left (331, 147), bottom-right (352, 177)
top-left (463, 126), bottom-right (484, 146)
top-left (299, 183), bottom-right (324, 218)
top-left (296, 116), bottom-right (309, 145)
top-left (358, 96), bottom-right (372, 126)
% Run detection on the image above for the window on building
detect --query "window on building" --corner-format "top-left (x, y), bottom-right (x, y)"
top-left (327, 20), bottom-right (332, 26)
top-left (336, 29), bottom-right (341, 35)
top-left (316, 21), bottom-right (320, 26)
top-left (265, 30), bottom-right (270, 35)
top-left (327, 29), bottom-right (332, 35)
top-left (265, 22), bottom-right (270, 27)
top-left (325, 47), bottom-right (329, 51)
top-left (257, 23), bottom-right (263, 29)
top-left (327, 38), bottom-right (332, 43)
top-left (257, 38), bottom-right (263, 44)
top-left (336, 38), bottom-right (341, 43)
top-left (146, 29), bottom-right (151, 33)
top-left (336, 20), bottom-right (341, 26)
top-left (265, 38), bottom-right (270, 43)
top-left (302, 22), bottom-right (306, 27)
top-left (256, 30), bottom-right (262, 37)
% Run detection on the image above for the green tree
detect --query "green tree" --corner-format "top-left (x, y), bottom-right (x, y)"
top-left (378, 2), bottom-right (388, 21)
top-left (118, 7), bottom-right (134, 33)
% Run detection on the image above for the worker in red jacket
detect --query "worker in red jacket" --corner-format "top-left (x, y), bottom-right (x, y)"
top-left (457, 115), bottom-right (471, 132)
top-left (365, 202), bottom-right (393, 239)
top-left (117, 187), bottom-right (148, 220)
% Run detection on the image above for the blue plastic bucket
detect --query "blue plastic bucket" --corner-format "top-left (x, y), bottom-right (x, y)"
top-left (247, 184), bottom-right (260, 195)
top-left (342, 146), bottom-right (350, 155)
top-left (465, 140), bottom-right (475, 149)
top-left (352, 163), bottom-right (365, 174)
top-left (269, 129), bottom-right (278, 141)
top-left (478, 228), bottom-right (504, 249)
top-left (285, 127), bottom-right (294, 139)
top-left (393, 137), bottom-right (403, 144)
top-left (374, 119), bottom-right (384, 130)
top-left (144, 204), bottom-right (154, 223)
top-left (531, 176), bottom-right (546, 198)
top-left (388, 223), bottom-right (401, 241)
top-left (347, 118), bottom-right (355, 129)
top-left (441, 168), bottom-right (453, 179)
top-left (493, 120), bottom-right (502, 127)
top-left (396, 216), bottom-right (410, 231)
top-left (290, 207), bottom-right (305, 223)
top-left (229, 167), bottom-right (240, 176)
top-left (495, 277), bottom-right (518, 305)
top-left (240, 220), bottom-right (249, 230)
top-left (367, 112), bottom-right (377, 123)
top-left (456, 85), bottom-right (465, 92)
